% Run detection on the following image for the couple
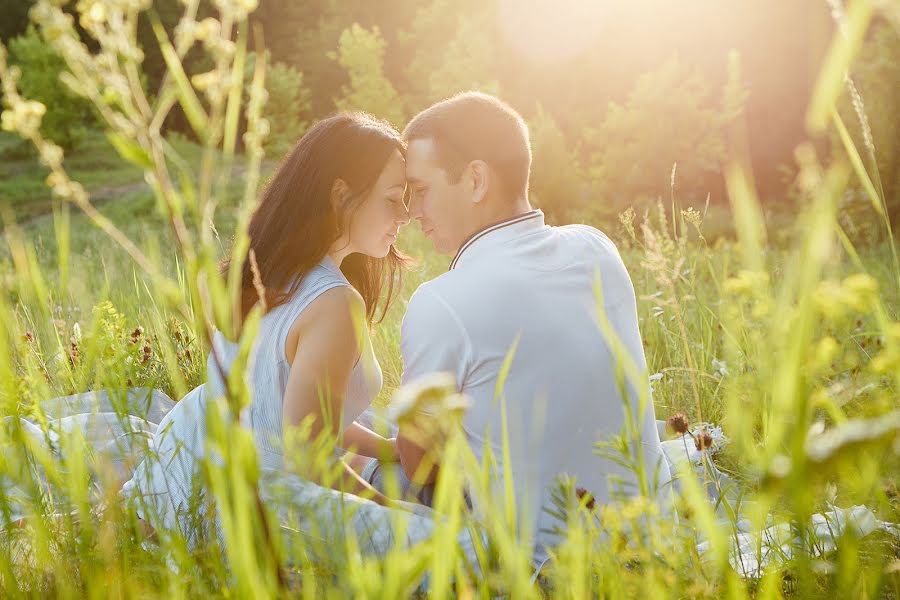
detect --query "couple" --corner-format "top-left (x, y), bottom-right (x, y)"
top-left (123, 92), bottom-right (671, 569)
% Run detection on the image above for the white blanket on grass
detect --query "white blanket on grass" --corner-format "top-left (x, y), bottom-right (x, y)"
top-left (2, 389), bottom-right (896, 579)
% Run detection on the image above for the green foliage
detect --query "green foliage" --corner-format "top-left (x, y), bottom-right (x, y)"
top-left (245, 52), bottom-right (312, 154)
top-left (330, 24), bottom-right (404, 127)
top-left (584, 57), bottom-right (728, 214)
top-left (6, 27), bottom-right (94, 149)
top-left (397, 0), bottom-right (494, 109)
top-left (527, 105), bottom-right (587, 223)
top-left (423, 13), bottom-right (499, 102)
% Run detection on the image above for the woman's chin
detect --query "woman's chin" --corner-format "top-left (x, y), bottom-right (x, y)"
top-left (362, 245), bottom-right (392, 259)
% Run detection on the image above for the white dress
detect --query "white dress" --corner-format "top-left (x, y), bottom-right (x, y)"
top-left (121, 256), bottom-right (478, 561)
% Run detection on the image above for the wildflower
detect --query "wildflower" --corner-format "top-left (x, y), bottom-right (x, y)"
top-left (72, 322), bottom-right (82, 341)
top-left (141, 343), bottom-right (152, 363)
top-left (723, 270), bottom-right (768, 297)
top-left (130, 326), bottom-right (143, 344)
top-left (191, 70), bottom-right (220, 93)
top-left (681, 206), bottom-right (703, 230)
top-left (695, 430), bottom-right (714, 452)
top-left (618, 207), bottom-right (636, 241)
top-left (842, 273), bottom-right (878, 312)
top-left (575, 487), bottom-right (596, 510)
top-left (38, 141), bottom-right (64, 169)
top-left (666, 412), bottom-right (690, 435)
top-left (194, 17), bottom-right (221, 42)
top-left (68, 338), bottom-right (80, 366)
top-left (712, 358), bottom-right (729, 377)
top-left (390, 372), bottom-right (469, 425)
top-left (22, 330), bottom-right (35, 344)
top-left (1, 100), bottom-right (46, 137)
top-left (812, 336), bottom-right (839, 371)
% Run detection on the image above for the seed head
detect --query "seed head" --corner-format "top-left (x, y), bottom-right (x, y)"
top-left (695, 430), bottom-right (714, 452)
top-left (667, 412), bottom-right (690, 435)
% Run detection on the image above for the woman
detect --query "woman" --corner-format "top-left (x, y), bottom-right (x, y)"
top-left (122, 113), bottom-right (477, 561)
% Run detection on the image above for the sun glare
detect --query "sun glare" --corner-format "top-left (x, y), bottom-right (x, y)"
top-left (498, 0), bottom-right (608, 65)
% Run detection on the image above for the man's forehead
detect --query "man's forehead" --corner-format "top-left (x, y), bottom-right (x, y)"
top-left (405, 138), bottom-right (438, 168)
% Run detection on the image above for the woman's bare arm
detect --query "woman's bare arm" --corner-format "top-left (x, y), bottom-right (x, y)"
top-left (340, 421), bottom-right (398, 460)
top-left (280, 286), bottom-right (389, 503)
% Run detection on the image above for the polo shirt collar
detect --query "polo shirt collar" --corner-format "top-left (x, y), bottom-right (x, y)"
top-left (450, 209), bottom-right (545, 270)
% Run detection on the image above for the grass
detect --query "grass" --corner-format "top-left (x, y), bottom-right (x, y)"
top-left (0, 130), bottom-right (208, 221)
top-left (0, 182), bottom-right (897, 597)
top-left (0, 0), bottom-right (898, 595)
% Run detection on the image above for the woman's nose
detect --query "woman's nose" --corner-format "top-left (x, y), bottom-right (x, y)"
top-left (397, 203), bottom-right (411, 225)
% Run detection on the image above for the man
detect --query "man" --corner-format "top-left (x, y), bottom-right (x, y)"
top-left (366, 92), bottom-right (671, 567)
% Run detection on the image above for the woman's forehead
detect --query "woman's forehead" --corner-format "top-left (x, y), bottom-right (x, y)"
top-left (378, 149), bottom-right (407, 188)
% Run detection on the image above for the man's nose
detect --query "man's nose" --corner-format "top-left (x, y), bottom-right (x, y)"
top-left (397, 203), bottom-right (411, 226)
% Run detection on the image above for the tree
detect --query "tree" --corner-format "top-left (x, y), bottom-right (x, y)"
top-left (330, 24), bottom-right (404, 127)
top-left (584, 57), bottom-right (727, 213)
top-left (245, 52), bottom-right (312, 154)
top-left (6, 26), bottom-right (95, 149)
top-left (528, 105), bottom-right (587, 223)
top-left (398, 0), bottom-right (496, 111)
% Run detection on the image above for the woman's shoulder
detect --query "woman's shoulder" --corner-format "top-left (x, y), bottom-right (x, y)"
top-left (295, 284), bottom-right (364, 329)
top-left (277, 257), bottom-right (347, 309)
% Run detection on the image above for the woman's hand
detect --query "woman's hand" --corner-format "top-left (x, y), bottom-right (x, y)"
top-left (383, 436), bottom-right (400, 462)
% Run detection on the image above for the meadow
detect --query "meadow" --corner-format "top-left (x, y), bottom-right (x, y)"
top-left (0, 0), bottom-right (898, 597)
top-left (0, 141), bottom-right (896, 597)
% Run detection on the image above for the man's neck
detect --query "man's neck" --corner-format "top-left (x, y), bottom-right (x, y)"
top-left (471, 197), bottom-right (533, 234)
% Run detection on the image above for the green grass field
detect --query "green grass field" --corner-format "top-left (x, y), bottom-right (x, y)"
top-left (0, 0), bottom-right (898, 594)
top-left (0, 174), bottom-right (896, 597)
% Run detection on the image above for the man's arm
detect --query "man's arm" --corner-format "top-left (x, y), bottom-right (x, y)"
top-left (396, 285), bottom-right (471, 483)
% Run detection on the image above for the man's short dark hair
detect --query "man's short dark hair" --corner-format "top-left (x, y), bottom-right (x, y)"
top-left (403, 92), bottom-right (532, 200)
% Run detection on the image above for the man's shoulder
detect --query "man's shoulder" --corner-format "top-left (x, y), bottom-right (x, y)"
top-left (404, 276), bottom-right (457, 320)
top-left (409, 266), bottom-right (471, 305)
top-left (554, 223), bottom-right (616, 248)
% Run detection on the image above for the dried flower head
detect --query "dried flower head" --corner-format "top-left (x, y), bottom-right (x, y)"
top-left (667, 412), bottom-right (690, 435)
top-left (695, 430), bottom-right (714, 452)
top-left (68, 338), bottom-right (80, 366)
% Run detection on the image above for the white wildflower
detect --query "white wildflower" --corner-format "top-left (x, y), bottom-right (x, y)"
top-left (712, 357), bottom-right (729, 378)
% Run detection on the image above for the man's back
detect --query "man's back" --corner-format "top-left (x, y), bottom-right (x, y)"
top-left (400, 210), bottom-right (670, 565)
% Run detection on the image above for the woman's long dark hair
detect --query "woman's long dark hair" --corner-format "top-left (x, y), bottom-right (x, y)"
top-left (223, 112), bottom-right (408, 326)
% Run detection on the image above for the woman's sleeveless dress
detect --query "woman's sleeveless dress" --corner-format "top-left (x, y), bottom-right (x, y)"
top-left (121, 257), bottom-right (478, 560)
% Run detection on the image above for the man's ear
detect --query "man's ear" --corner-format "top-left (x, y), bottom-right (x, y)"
top-left (468, 160), bottom-right (490, 205)
top-left (330, 178), bottom-right (352, 212)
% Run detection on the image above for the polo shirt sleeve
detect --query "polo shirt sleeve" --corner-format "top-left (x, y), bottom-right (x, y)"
top-left (400, 284), bottom-right (471, 402)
